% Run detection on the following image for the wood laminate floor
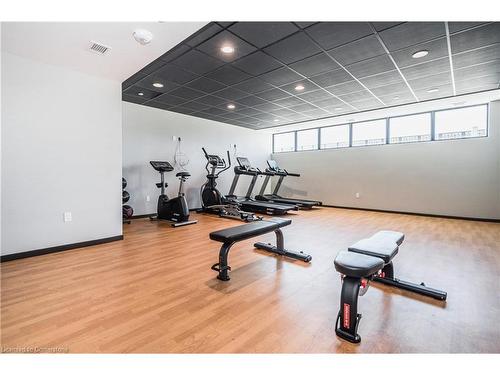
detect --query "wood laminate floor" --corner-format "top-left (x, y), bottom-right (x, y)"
top-left (1, 208), bottom-right (500, 353)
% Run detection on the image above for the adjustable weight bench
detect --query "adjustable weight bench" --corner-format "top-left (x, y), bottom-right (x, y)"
top-left (334, 230), bottom-right (447, 343)
top-left (209, 219), bottom-right (311, 281)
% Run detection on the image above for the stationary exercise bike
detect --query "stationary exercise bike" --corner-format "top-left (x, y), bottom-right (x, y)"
top-left (199, 148), bottom-right (261, 222)
top-left (149, 161), bottom-right (197, 227)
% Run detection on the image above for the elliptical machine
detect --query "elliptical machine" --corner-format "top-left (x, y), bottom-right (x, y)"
top-left (149, 161), bottom-right (197, 227)
top-left (199, 148), bottom-right (261, 222)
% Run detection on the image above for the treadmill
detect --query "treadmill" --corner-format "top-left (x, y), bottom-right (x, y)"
top-left (226, 157), bottom-right (299, 215)
top-left (255, 160), bottom-right (322, 208)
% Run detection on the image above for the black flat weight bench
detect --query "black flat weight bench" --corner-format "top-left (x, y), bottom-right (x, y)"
top-left (209, 219), bottom-right (311, 281)
top-left (334, 230), bottom-right (447, 343)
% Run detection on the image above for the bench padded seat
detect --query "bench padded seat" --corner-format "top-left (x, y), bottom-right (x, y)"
top-left (334, 251), bottom-right (385, 278)
top-left (209, 219), bottom-right (291, 243)
top-left (348, 230), bottom-right (403, 263)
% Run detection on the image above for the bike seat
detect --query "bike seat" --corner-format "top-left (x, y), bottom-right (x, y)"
top-left (176, 172), bottom-right (191, 178)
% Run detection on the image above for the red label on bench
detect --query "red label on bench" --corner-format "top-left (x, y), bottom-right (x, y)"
top-left (343, 303), bottom-right (350, 328)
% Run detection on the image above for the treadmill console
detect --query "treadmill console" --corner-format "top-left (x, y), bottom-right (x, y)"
top-left (267, 160), bottom-right (285, 173)
top-left (150, 161), bottom-right (174, 172)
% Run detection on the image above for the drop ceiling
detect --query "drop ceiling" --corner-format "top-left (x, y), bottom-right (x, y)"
top-left (122, 22), bottom-right (500, 129)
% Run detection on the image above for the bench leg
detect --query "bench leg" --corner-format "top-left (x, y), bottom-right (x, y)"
top-left (211, 241), bottom-right (235, 281)
top-left (254, 229), bottom-right (312, 262)
top-left (335, 276), bottom-right (362, 344)
top-left (372, 261), bottom-right (447, 301)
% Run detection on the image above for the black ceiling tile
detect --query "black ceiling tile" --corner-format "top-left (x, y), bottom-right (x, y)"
top-left (273, 96), bottom-right (306, 108)
top-left (370, 82), bottom-right (414, 97)
top-left (359, 70), bottom-right (404, 89)
top-left (391, 37), bottom-right (449, 68)
top-left (232, 51), bottom-right (283, 75)
top-left (309, 68), bottom-right (353, 87)
top-left (264, 32), bottom-right (322, 64)
top-left (379, 22), bottom-right (446, 51)
top-left (140, 59), bottom-right (169, 76)
top-left (371, 22), bottom-right (405, 32)
top-left (321, 105), bottom-right (350, 114)
top-left (294, 22), bottom-right (318, 29)
top-left (153, 63), bottom-right (199, 85)
top-left (236, 107), bottom-right (265, 116)
top-left (229, 22), bottom-right (299, 48)
top-left (216, 22), bottom-right (236, 28)
top-left (185, 76), bottom-right (226, 93)
top-left (146, 101), bottom-right (174, 110)
top-left (346, 54), bottom-right (395, 78)
top-left (180, 101), bottom-right (211, 112)
top-left (400, 57), bottom-right (450, 81)
top-left (253, 102), bottom-right (284, 112)
top-left (214, 87), bottom-right (248, 100)
top-left (301, 108), bottom-right (330, 118)
top-left (329, 35), bottom-right (386, 66)
top-left (456, 84), bottom-right (499, 95)
top-left (306, 22), bottom-right (373, 50)
top-left (122, 94), bottom-right (148, 104)
top-left (288, 102), bottom-right (318, 112)
top-left (448, 22), bottom-right (488, 34)
top-left (135, 75), bottom-right (181, 93)
top-left (454, 60), bottom-right (500, 80)
top-left (251, 112), bottom-right (277, 121)
top-left (172, 49), bottom-right (225, 75)
top-left (407, 72), bottom-right (452, 91)
top-left (186, 23), bottom-right (224, 47)
top-left (376, 92), bottom-right (415, 106)
top-left (325, 80), bottom-right (366, 95)
top-left (453, 44), bottom-right (500, 69)
top-left (285, 113), bottom-right (311, 122)
top-left (255, 88), bottom-right (290, 101)
top-left (455, 75), bottom-right (500, 91)
top-left (169, 86), bottom-right (206, 100)
top-left (233, 77), bottom-right (274, 94)
top-left (169, 106), bottom-right (197, 115)
top-left (338, 90), bottom-right (376, 103)
top-left (451, 23), bottom-right (500, 54)
top-left (200, 107), bottom-right (229, 116)
top-left (123, 85), bottom-right (162, 100)
top-left (159, 44), bottom-right (191, 62)
top-left (206, 65), bottom-right (252, 85)
top-left (122, 72), bottom-right (147, 90)
top-left (259, 67), bottom-right (303, 86)
top-left (311, 97), bottom-right (344, 107)
top-left (279, 80), bottom-right (317, 95)
top-left (154, 94), bottom-right (188, 106)
top-left (296, 89), bottom-right (332, 103)
top-left (289, 52), bottom-right (340, 77)
top-left (218, 112), bottom-right (249, 121)
top-left (350, 98), bottom-right (382, 110)
top-left (268, 108), bottom-right (298, 118)
top-left (414, 84), bottom-right (454, 101)
top-left (195, 95), bottom-right (228, 107)
top-left (236, 95), bottom-right (268, 106)
top-left (197, 30), bottom-right (257, 62)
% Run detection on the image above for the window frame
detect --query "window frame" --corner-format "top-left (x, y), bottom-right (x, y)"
top-left (271, 103), bottom-right (489, 154)
top-left (319, 124), bottom-right (351, 150)
top-left (296, 128), bottom-right (319, 152)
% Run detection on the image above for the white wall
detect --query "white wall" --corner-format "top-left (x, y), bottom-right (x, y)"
top-left (122, 102), bottom-right (271, 215)
top-left (272, 100), bottom-right (500, 220)
top-left (1, 52), bottom-right (123, 255)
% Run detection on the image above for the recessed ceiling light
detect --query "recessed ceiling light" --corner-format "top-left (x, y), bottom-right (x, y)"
top-left (334, 107), bottom-right (343, 111)
top-left (138, 92), bottom-right (144, 96)
top-left (294, 84), bottom-right (305, 91)
top-left (412, 50), bottom-right (429, 59)
top-left (153, 82), bottom-right (164, 88)
top-left (427, 88), bottom-right (439, 93)
top-left (221, 45), bottom-right (235, 54)
top-left (274, 119), bottom-right (280, 122)
top-left (227, 104), bottom-right (236, 109)
top-left (393, 96), bottom-right (400, 100)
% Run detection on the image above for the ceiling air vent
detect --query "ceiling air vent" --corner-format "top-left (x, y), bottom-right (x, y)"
top-left (88, 41), bottom-right (111, 55)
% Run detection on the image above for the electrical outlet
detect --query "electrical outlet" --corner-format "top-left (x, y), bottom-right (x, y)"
top-left (172, 135), bottom-right (177, 141)
top-left (146, 195), bottom-right (150, 202)
top-left (63, 212), bottom-right (72, 222)
top-left (355, 192), bottom-right (360, 199)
